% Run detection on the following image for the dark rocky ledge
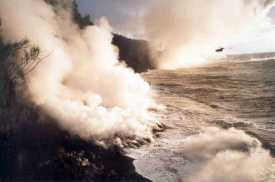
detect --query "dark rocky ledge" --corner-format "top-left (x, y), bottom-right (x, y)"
top-left (0, 109), bottom-right (151, 181)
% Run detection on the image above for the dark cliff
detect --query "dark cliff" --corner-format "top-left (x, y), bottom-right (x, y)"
top-left (112, 34), bottom-right (154, 72)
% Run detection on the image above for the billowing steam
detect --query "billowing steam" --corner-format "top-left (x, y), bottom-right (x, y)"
top-left (144, 0), bottom-right (275, 69)
top-left (183, 127), bottom-right (274, 182)
top-left (0, 0), bottom-right (160, 141)
top-left (0, 1), bottom-right (274, 181)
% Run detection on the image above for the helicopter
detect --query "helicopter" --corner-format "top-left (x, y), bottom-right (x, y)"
top-left (216, 47), bottom-right (224, 52)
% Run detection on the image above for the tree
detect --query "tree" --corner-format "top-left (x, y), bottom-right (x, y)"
top-left (0, 39), bottom-right (43, 107)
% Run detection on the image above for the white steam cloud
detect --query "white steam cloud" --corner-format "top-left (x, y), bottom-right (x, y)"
top-left (144, 0), bottom-right (275, 69)
top-left (182, 127), bottom-right (274, 182)
top-left (0, 0), bottom-right (160, 141)
top-left (1, 2), bottom-right (274, 181)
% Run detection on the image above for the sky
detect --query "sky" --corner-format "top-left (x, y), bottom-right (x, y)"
top-left (76, 0), bottom-right (150, 37)
top-left (76, 0), bottom-right (275, 54)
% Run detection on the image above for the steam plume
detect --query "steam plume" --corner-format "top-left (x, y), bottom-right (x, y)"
top-left (183, 127), bottom-right (274, 182)
top-left (0, 0), bottom-right (159, 141)
top-left (144, 0), bottom-right (275, 69)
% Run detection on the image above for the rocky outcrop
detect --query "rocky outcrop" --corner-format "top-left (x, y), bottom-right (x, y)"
top-left (112, 34), bottom-right (154, 72)
top-left (71, 0), bottom-right (154, 72)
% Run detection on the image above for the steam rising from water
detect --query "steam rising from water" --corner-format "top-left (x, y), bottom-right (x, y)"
top-left (0, 1), bottom-right (274, 180)
top-left (0, 0), bottom-right (159, 141)
top-left (183, 127), bottom-right (273, 182)
top-left (144, 0), bottom-right (275, 69)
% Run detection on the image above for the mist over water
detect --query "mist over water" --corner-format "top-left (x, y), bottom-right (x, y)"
top-left (134, 60), bottom-right (275, 182)
top-left (1, 0), bottom-right (275, 181)
top-left (143, 0), bottom-right (275, 69)
top-left (184, 127), bottom-right (273, 182)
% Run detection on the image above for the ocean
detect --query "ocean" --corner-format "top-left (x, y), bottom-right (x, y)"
top-left (128, 59), bottom-right (275, 182)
